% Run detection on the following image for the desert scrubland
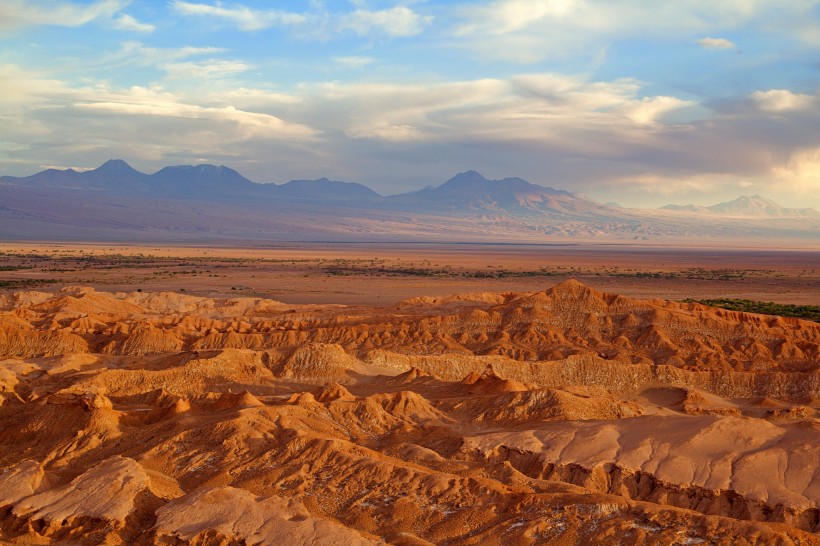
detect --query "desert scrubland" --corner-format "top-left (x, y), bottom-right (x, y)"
top-left (1, 242), bottom-right (818, 305)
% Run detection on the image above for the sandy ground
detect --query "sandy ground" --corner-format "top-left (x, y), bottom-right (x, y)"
top-left (1, 242), bottom-right (818, 305)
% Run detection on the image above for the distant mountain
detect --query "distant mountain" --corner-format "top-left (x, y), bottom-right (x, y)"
top-left (707, 195), bottom-right (820, 218)
top-left (0, 161), bottom-right (379, 203)
top-left (2, 160), bottom-right (818, 243)
top-left (0, 160), bottom-right (256, 197)
top-left (0, 159), bottom-right (149, 191)
top-left (662, 194), bottom-right (820, 218)
top-left (150, 164), bottom-right (258, 197)
top-left (90, 158), bottom-right (145, 178)
top-left (278, 178), bottom-right (382, 202)
top-left (385, 170), bottom-right (609, 218)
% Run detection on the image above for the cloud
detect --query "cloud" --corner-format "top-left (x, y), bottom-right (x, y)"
top-left (68, 83), bottom-right (317, 140)
top-left (163, 60), bottom-right (251, 80)
top-left (333, 56), bottom-right (375, 68)
top-left (170, 1), bottom-right (307, 31)
top-left (620, 96), bottom-right (694, 125)
top-left (454, 0), bottom-right (819, 62)
top-left (0, 65), bottom-right (318, 175)
top-left (77, 96), bottom-right (316, 140)
top-left (0, 64), bottom-right (72, 105)
top-left (4, 64), bottom-right (700, 181)
top-left (751, 89), bottom-right (815, 112)
top-left (170, 1), bottom-right (430, 40)
top-left (338, 6), bottom-right (432, 38)
top-left (279, 74), bottom-right (820, 206)
top-left (113, 14), bottom-right (155, 33)
top-left (458, 0), bottom-right (578, 35)
top-left (345, 124), bottom-right (426, 141)
top-left (607, 172), bottom-right (747, 197)
top-left (293, 73), bottom-right (692, 148)
top-left (99, 42), bottom-right (248, 81)
top-left (773, 148), bottom-right (820, 193)
top-left (0, 0), bottom-right (125, 31)
top-left (38, 165), bottom-right (95, 172)
top-left (697, 37), bottom-right (735, 49)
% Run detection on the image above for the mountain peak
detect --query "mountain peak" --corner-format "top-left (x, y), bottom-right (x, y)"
top-left (94, 159), bottom-right (140, 175)
top-left (150, 164), bottom-right (255, 193)
top-left (441, 171), bottom-right (490, 187)
top-left (278, 177), bottom-right (382, 201)
top-left (664, 194), bottom-right (820, 218)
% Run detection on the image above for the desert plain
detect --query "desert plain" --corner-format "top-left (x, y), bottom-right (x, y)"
top-left (0, 242), bottom-right (818, 545)
top-left (1, 241), bottom-right (818, 305)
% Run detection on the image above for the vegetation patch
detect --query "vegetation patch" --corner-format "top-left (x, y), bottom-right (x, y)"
top-left (683, 298), bottom-right (820, 322)
top-left (0, 279), bottom-right (58, 289)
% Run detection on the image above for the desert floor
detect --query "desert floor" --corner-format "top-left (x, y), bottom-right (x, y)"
top-left (1, 242), bottom-right (817, 305)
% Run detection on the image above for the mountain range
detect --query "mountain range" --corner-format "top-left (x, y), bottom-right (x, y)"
top-left (1, 160), bottom-right (818, 243)
top-left (662, 194), bottom-right (820, 218)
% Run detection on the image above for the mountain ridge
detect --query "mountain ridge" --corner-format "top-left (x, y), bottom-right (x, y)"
top-left (278, 177), bottom-right (382, 202)
top-left (0, 160), bottom-right (602, 215)
top-left (2, 160), bottom-right (818, 243)
top-left (662, 194), bottom-right (820, 218)
top-left (382, 170), bottom-right (602, 218)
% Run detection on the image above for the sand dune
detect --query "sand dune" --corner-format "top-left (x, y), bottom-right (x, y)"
top-left (0, 280), bottom-right (818, 544)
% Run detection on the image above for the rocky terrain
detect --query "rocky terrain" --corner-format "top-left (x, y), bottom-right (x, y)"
top-left (0, 280), bottom-right (818, 545)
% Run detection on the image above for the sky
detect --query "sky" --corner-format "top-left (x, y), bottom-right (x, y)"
top-left (1, 0), bottom-right (819, 208)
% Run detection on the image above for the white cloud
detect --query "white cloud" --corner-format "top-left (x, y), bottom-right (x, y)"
top-left (338, 7), bottom-right (432, 38)
top-left (78, 96), bottom-right (316, 140)
top-left (164, 60), bottom-right (250, 80)
top-left (0, 64), bottom-right (72, 104)
top-left (773, 148), bottom-right (820, 193)
top-left (0, 0), bottom-right (125, 30)
top-left (0, 65), bottom-right (318, 175)
top-left (113, 14), bottom-right (155, 33)
top-left (38, 165), bottom-right (95, 172)
top-left (458, 0), bottom-right (579, 35)
top-left (100, 42), bottom-right (239, 79)
top-left (511, 74), bottom-right (641, 110)
top-left (620, 96), bottom-right (693, 125)
top-left (697, 37), bottom-right (735, 49)
top-left (295, 73), bottom-right (692, 147)
top-left (66, 83), bottom-right (317, 140)
top-left (751, 89), bottom-right (815, 112)
top-left (454, 0), bottom-right (819, 62)
top-left (170, 1), bottom-right (430, 39)
top-left (170, 1), bottom-right (307, 31)
top-left (333, 56), bottom-right (375, 68)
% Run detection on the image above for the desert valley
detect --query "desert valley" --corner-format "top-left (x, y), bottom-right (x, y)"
top-left (0, 241), bottom-right (818, 545)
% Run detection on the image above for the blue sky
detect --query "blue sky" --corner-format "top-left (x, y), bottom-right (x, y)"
top-left (1, 0), bottom-right (819, 208)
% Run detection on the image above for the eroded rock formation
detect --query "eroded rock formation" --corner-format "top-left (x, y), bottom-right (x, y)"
top-left (0, 281), bottom-right (818, 544)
